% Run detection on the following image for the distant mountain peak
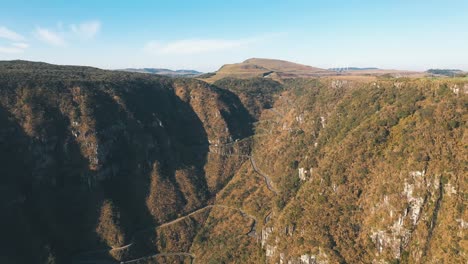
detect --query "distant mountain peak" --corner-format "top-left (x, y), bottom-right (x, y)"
top-left (202, 58), bottom-right (333, 82)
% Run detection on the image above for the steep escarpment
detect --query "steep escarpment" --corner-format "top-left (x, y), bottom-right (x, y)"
top-left (0, 61), bottom-right (252, 263)
top-left (221, 78), bottom-right (466, 263)
top-left (0, 61), bottom-right (466, 264)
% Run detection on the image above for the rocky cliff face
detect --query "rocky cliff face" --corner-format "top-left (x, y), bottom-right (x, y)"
top-left (0, 61), bottom-right (466, 264)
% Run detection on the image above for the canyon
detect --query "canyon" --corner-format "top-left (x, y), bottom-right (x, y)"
top-left (0, 60), bottom-right (466, 264)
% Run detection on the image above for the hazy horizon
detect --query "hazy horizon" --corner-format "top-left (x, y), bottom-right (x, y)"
top-left (1, 0), bottom-right (468, 72)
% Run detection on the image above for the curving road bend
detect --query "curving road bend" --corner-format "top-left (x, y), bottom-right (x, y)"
top-left (249, 156), bottom-right (277, 194)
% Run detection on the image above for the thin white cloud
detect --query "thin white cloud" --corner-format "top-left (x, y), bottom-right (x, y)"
top-left (35, 27), bottom-right (66, 46)
top-left (0, 26), bottom-right (25, 41)
top-left (12, 42), bottom-right (29, 49)
top-left (70, 20), bottom-right (101, 39)
top-left (143, 34), bottom-right (282, 55)
top-left (0, 42), bottom-right (29, 54)
top-left (0, 27), bottom-right (29, 53)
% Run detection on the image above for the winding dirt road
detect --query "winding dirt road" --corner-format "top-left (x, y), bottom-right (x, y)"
top-left (249, 156), bottom-right (277, 194)
top-left (128, 204), bottom-right (257, 240)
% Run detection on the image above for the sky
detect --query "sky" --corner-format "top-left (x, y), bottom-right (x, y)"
top-left (0, 0), bottom-right (467, 72)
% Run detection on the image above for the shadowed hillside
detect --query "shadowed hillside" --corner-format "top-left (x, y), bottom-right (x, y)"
top-left (0, 61), bottom-right (253, 263)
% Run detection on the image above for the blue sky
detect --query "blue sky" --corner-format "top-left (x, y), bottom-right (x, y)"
top-left (0, 0), bottom-right (467, 71)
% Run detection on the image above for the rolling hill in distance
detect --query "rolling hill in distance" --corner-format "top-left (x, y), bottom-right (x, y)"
top-left (120, 68), bottom-right (203, 77)
top-left (0, 58), bottom-right (466, 264)
top-left (200, 58), bottom-right (432, 83)
top-left (201, 58), bottom-right (336, 82)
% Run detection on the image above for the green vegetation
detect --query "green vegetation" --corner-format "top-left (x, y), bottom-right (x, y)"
top-left (244, 77), bottom-right (466, 263)
top-left (0, 61), bottom-right (466, 264)
top-left (427, 69), bottom-right (463, 77)
top-left (0, 61), bottom-right (252, 263)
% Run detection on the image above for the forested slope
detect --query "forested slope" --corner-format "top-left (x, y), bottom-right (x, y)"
top-left (0, 61), bottom-right (466, 264)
